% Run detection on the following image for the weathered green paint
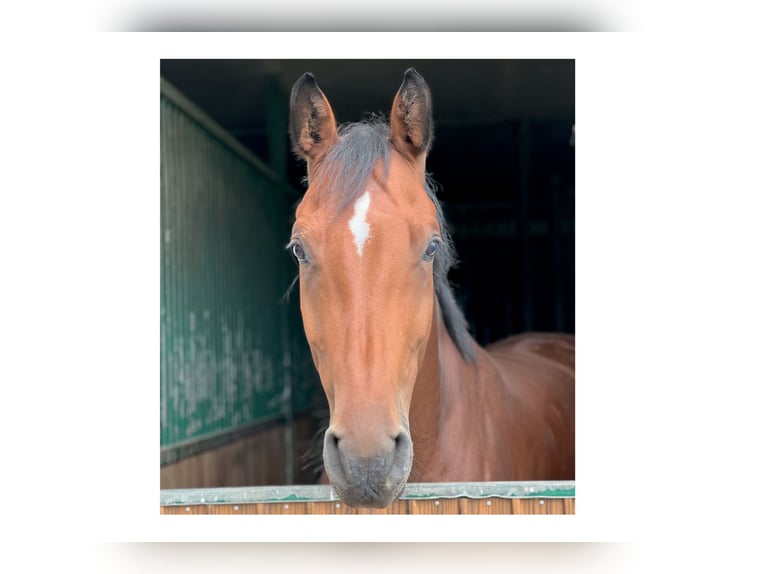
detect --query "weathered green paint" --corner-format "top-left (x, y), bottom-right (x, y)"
top-left (160, 78), bottom-right (319, 450)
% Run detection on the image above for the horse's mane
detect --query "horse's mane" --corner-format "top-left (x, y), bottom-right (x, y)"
top-left (309, 117), bottom-right (476, 362)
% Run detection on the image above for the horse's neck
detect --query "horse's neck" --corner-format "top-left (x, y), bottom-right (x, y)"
top-left (407, 301), bottom-right (444, 466)
top-left (408, 300), bottom-right (491, 481)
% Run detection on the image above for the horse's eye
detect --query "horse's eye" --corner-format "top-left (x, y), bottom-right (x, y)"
top-left (291, 242), bottom-right (308, 264)
top-left (424, 238), bottom-right (441, 261)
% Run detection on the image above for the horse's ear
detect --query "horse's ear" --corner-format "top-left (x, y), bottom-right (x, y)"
top-left (289, 73), bottom-right (338, 168)
top-left (390, 68), bottom-right (433, 163)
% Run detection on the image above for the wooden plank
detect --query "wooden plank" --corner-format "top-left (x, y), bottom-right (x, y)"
top-left (160, 497), bottom-right (574, 515)
top-left (160, 417), bottom-right (319, 489)
top-left (407, 498), bottom-right (461, 515)
top-left (160, 505), bottom-right (209, 515)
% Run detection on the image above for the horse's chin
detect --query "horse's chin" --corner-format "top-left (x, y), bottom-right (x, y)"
top-left (329, 474), bottom-right (409, 509)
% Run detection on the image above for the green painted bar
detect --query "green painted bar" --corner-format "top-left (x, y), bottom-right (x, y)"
top-left (160, 481), bottom-right (576, 506)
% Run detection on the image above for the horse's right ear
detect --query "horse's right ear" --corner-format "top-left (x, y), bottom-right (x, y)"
top-left (390, 68), bottom-right (433, 165)
top-left (289, 73), bottom-right (338, 170)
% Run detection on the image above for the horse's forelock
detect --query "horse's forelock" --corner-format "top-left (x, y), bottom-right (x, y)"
top-left (310, 117), bottom-right (391, 214)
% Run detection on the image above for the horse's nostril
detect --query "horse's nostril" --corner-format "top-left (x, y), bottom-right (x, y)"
top-left (391, 431), bottom-right (413, 466)
top-left (393, 430), bottom-right (411, 448)
top-left (325, 429), bottom-right (341, 451)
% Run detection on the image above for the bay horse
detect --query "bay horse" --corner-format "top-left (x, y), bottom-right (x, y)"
top-left (288, 69), bottom-right (574, 508)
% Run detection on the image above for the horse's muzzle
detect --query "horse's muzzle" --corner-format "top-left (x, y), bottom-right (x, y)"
top-left (323, 428), bottom-right (413, 508)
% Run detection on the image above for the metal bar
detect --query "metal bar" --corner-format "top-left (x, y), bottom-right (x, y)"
top-left (160, 481), bottom-right (576, 506)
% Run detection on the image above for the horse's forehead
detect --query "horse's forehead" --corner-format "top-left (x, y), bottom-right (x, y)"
top-left (295, 158), bottom-right (436, 238)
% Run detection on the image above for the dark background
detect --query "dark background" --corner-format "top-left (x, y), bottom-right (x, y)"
top-left (160, 59), bottom-right (575, 344)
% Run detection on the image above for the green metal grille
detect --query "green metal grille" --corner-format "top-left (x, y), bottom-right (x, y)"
top-left (160, 79), bottom-right (319, 450)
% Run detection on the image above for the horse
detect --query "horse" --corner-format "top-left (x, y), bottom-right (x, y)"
top-left (287, 69), bottom-right (574, 508)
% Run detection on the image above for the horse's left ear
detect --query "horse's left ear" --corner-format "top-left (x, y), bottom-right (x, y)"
top-left (390, 68), bottom-right (433, 163)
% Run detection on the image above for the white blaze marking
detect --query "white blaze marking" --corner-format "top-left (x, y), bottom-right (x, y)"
top-left (348, 191), bottom-right (372, 256)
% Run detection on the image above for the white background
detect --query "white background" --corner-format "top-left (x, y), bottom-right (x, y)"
top-left (1, 1), bottom-right (765, 571)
